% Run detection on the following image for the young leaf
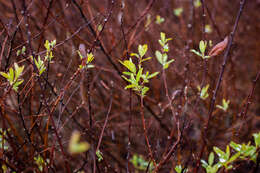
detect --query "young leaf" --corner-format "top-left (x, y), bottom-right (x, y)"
top-left (253, 132), bottom-right (260, 148)
top-left (208, 152), bottom-right (215, 166)
top-left (200, 84), bottom-right (210, 100)
top-left (69, 131), bottom-right (90, 154)
top-left (119, 59), bottom-right (136, 74)
top-left (160, 32), bottom-right (166, 43)
top-left (190, 49), bottom-right (202, 57)
top-left (155, 51), bottom-right (163, 64)
top-left (141, 57), bottom-right (152, 63)
top-left (174, 165), bottom-right (182, 173)
top-left (147, 72), bottom-right (159, 79)
top-left (138, 44), bottom-right (148, 58)
top-left (96, 150), bottom-right (103, 162)
top-left (174, 7), bottom-right (183, 17)
top-left (156, 15), bottom-right (165, 25)
top-left (130, 53), bottom-right (139, 58)
top-left (0, 72), bottom-right (9, 79)
top-left (141, 87), bottom-right (149, 96)
top-left (199, 40), bottom-right (207, 54)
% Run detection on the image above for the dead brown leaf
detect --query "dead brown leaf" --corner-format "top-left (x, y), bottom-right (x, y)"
top-left (208, 36), bottom-right (229, 57)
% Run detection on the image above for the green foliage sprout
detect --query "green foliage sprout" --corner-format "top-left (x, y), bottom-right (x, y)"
top-left (201, 152), bottom-right (222, 173)
top-left (0, 63), bottom-right (24, 92)
top-left (155, 15), bottom-right (165, 25)
top-left (0, 128), bottom-right (10, 150)
top-left (30, 40), bottom-right (56, 76)
top-left (155, 32), bottom-right (174, 69)
top-left (202, 132), bottom-right (260, 173)
top-left (44, 40), bottom-right (56, 62)
top-left (190, 40), bottom-right (211, 59)
top-left (34, 155), bottom-right (45, 172)
top-left (77, 51), bottom-right (95, 70)
top-left (216, 99), bottom-right (230, 112)
top-left (120, 44), bottom-right (159, 97)
top-left (197, 84), bottom-right (210, 100)
top-left (130, 154), bottom-right (155, 172)
top-left (96, 149), bottom-right (103, 162)
top-left (16, 46), bottom-right (26, 56)
top-left (174, 7), bottom-right (183, 17)
top-left (175, 164), bottom-right (188, 173)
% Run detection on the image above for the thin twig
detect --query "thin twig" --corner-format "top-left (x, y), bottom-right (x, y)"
top-left (195, 0), bottom-right (247, 172)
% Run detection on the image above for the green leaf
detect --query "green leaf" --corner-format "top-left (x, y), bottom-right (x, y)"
top-left (253, 132), bottom-right (260, 148)
top-left (0, 72), bottom-right (9, 79)
top-left (87, 53), bottom-right (94, 63)
top-left (162, 53), bottom-right (168, 63)
top-left (9, 68), bottom-right (14, 83)
top-left (228, 152), bottom-right (240, 163)
top-left (96, 150), bottom-right (103, 162)
top-left (208, 152), bottom-right (215, 166)
top-left (200, 84), bottom-right (210, 100)
top-left (164, 59), bottom-right (175, 69)
top-left (174, 165), bottom-right (182, 173)
top-left (125, 84), bottom-right (136, 89)
top-left (120, 59), bottom-right (136, 74)
top-left (69, 131), bottom-right (90, 154)
top-left (138, 44), bottom-right (148, 58)
top-left (141, 87), bottom-right (149, 96)
top-left (205, 24), bottom-right (212, 34)
top-left (160, 32), bottom-right (166, 43)
top-left (122, 75), bottom-right (132, 83)
top-left (13, 79), bottom-right (24, 92)
top-left (217, 99), bottom-right (230, 112)
top-left (199, 40), bottom-right (207, 54)
top-left (141, 57), bottom-right (152, 63)
top-left (147, 72), bottom-right (159, 79)
top-left (156, 15), bottom-right (165, 25)
top-left (201, 160), bottom-right (208, 168)
top-left (230, 141), bottom-right (241, 152)
top-left (155, 51), bottom-right (163, 64)
top-left (213, 147), bottom-right (225, 159)
top-left (130, 53), bottom-right (139, 58)
top-left (163, 44), bottom-right (170, 52)
top-left (190, 49), bottom-right (202, 57)
top-left (14, 63), bottom-right (24, 80)
top-left (77, 50), bottom-right (83, 60)
top-left (123, 72), bottom-right (132, 76)
top-left (44, 40), bottom-right (50, 51)
top-left (16, 50), bottom-right (21, 56)
top-left (174, 7), bottom-right (183, 17)
top-left (194, 0), bottom-right (201, 8)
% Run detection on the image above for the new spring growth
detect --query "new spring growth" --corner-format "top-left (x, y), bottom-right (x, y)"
top-left (197, 84), bottom-right (210, 100)
top-left (190, 40), bottom-right (210, 59)
top-left (30, 40), bottom-right (56, 76)
top-left (216, 98), bottom-right (230, 112)
top-left (44, 40), bottom-right (56, 62)
top-left (0, 63), bottom-right (24, 92)
top-left (202, 132), bottom-right (260, 173)
top-left (155, 32), bottom-right (174, 69)
top-left (77, 43), bottom-right (95, 70)
top-left (68, 131), bottom-right (90, 154)
top-left (191, 37), bottom-right (228, 59)
top-left (120, 44), bottom-right (159, 97)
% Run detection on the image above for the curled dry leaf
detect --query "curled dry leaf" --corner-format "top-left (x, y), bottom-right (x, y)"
top-left (208, 36), bottom-right (228, 57)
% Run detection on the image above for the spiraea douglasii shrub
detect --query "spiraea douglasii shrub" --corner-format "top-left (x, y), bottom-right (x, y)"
top-left (0, 0), bottom-right (259, 172)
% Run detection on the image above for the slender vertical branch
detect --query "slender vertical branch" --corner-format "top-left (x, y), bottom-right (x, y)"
top-left (140, 95), bottom-right (157, 169)
top-left (195, 0), bottom-right (247, 172)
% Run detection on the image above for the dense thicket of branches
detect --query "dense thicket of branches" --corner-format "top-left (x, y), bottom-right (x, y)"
top-left (0, 0), bottom-right (259, 172)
